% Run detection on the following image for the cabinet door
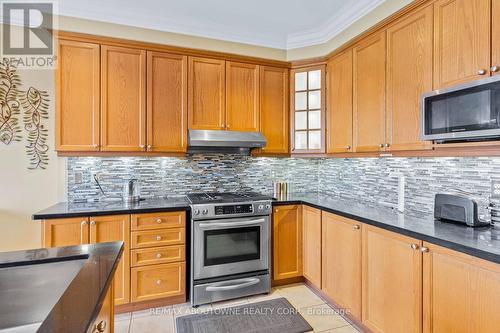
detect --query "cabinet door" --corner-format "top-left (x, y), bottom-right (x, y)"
top-left (259, 66), bottom-right (289, 154)
top-left (386, 6), bottom-right (433, 151)
top-left (146, 51), bottom-right (188, 152)
top-left (188, 57), bottom-right (225, 130)
top-left (433, 0), bottom-right (491, 88)
top-left (492, 0), bottom-right (500, 76)
top-left (42, 217), bottom-right (89, 247)
top-left (131, 262), bottom-right (186, 303)
top-left (321, 212), bottom-right (362, 319)
top-left (423, 243), bottom-right (500, 333)
top-left (88, 283), bottom-right (114, 333)
top-left (326, 50), bottom-right (353, 153)
top-left (353, 32), bottom-right (386, 152)
top-left (273, 205), bottom-right (302, 280)
top-left (90, 215), bottom-right (131, 305)
top-left (56, 40), bottom-right (100, 152)
top-left (303, 206), bottom-right (321, 288)
top-left (362, 225), bottom-right (422, 333)
top-left (101, 46), bottom-right (146, 151)
top-left (226, 61), bottom-right (259, 132)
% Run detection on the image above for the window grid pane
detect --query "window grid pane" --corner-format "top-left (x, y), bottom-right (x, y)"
top-left (294, 69), bottom-right (322, 150)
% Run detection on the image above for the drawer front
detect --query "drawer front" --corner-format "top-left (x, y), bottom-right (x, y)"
top-left (131, 211), bottom-right (186, 231)
top-left (131, 228), bottom-right (185, 249)
top-left (131, 262), bottom-right (186, 302)
top-left (131, 245), bottom-right (185, 267)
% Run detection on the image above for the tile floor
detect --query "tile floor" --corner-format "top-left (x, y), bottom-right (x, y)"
top-left (115, 283), bottom-right (360, 333)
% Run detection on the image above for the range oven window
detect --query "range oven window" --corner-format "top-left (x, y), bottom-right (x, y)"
top-left (424, 81), bottom-right (500, 136)
top-left (204, 226), bottom-right (260, 266)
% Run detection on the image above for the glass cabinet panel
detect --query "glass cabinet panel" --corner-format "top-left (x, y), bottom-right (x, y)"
top-left (295, 72), bottom-right (307, 91)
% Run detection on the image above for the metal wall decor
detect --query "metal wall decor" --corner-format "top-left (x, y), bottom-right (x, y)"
top-left (0, 59), bottom-right (22, 145)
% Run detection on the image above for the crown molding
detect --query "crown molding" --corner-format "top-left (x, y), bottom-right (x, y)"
top-left (286, 0), bottom-right (386, 49)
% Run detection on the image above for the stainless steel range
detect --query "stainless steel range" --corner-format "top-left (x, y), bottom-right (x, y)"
top-left (187, 192), bottom-right (272, 306)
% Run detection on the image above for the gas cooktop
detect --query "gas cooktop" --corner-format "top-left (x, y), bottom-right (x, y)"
top-left (186, 191), bottom-right (271, 204)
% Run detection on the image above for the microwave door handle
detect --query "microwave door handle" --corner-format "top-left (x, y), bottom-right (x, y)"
top-left (205, 278), bottom-right (260, 292)
top-left (198, 219), bottom-right (265, 228)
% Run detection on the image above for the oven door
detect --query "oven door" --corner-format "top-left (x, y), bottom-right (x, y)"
top-left (193, 216), bottom-right (269, 280)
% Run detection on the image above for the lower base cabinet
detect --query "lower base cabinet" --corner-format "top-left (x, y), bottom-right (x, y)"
top-left (88, 281), bottom-right (114, 333)
top-left (423, 243), bottom-right (500, 333)
top-left (362, 225), bottom-right (422, 333)
top-left (273, 205), bottom-right (303, 281)
top-left (321, 212), bottom-right (362, 319)
top-left (303, 206), bottom-right (322, 288)
top-left (131, 262), bottom-right (186, 303)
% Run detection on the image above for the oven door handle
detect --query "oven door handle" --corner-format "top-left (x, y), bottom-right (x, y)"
top-left (198, 219), bottom-right (265, 229)
top-left (205, 278), bottom-right (260, 292)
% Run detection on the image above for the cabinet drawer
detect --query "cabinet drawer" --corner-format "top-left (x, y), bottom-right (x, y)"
top-left (131, 262), bottom-right (186, 302)
top-left (131, 228), bottom-right (185, 249)
top-left (131, 245), bottom-right (185, 267)
top-left (131, 211), bottom-right (186, 231)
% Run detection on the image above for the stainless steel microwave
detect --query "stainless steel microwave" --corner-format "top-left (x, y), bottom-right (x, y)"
top-left (421, 76), bottom-right (500, 142)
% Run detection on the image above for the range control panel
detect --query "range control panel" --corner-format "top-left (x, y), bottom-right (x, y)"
top-left (215, 204), bottom-right (253, 215)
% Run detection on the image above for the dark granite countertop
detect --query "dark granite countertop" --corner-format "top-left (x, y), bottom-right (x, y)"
top-left (0, 242), bottom-right (123, 333)
top-left (274, 193), bottom-right (500, 264)
top-left (32, 196), bottom-right (191, 220)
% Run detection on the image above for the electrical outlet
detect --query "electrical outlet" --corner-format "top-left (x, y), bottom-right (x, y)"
top-left (491, 179), bottom-right (500, 199)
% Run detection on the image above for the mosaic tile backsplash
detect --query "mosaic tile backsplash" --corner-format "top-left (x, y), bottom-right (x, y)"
top-left (67, 155), bottom-right (500, 218)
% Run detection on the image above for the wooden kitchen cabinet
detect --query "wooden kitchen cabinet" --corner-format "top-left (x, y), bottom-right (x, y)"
top-left (302, 206), bottom-right (321, 288)
top-left (326, 49), bottom-right (353, 154)
top-left (90, 215), bottom-right (131, 305)
top-left (101, 45), bottom-right (146, 151)
top-left (131, 262), bottom-right (186, 303)
top-left (492, 0), bottom-right (500, 76)
top-left (362, 225), bottom-right (422, 333)
top-left (433, 0), bottom-right (491, 89)
top-left (188, 57), bottom-right (226, 130)
top-left (146, 51), bottom-right (188, 152)
top-left (386, 5), bottom-right (433, 151)
top-left (423, 243), bottom-right (500, 333)
top-left (226, 61), bottom-right (260, 132)
top-left (42, 217), bottom-right (90, 247)
top-left (259, 66), bottom-right (289, 154)
top-left (321, 212), bottom-right (362, 319)
top-left (56, 40), bottom-right (100, 152)
top-left (87, 283), bottom-right (114, 333)
top-left (353, 32), bottom-right (386, 153)
top-left (273, 205), bottom-right (303, 280)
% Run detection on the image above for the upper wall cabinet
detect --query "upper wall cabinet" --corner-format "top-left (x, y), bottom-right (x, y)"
top-left (492, 0), bottom-right (500, 76)
top-left (433, 0), bottom-right (491, 89)
top-left (353, 32), bottom-right (386, 153)
top-left (226, 61), bottom-right (260, 132)
top-left (56, 40), bottom-right (100, 152)
top-left (147, 51), bottom-right (188, 153)
top-left (188, 57), bottom-right (226, 130)
top-left (291, 66), bottom-right (326, 154)
top-left (386, 5), bottom-right (433, 151)
top-left (326, 50), bottom-right (353, 154)
top-left (260, 66), bottom-right (289, 154)
top-left (101, 46), bottom-right (146, 151)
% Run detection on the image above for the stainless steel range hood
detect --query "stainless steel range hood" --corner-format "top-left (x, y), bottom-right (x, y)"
top-left (188, 129), bottom-right (266, 154)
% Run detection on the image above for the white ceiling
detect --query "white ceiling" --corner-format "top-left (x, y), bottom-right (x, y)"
top-left (58, 0), bottom-right (386, 49)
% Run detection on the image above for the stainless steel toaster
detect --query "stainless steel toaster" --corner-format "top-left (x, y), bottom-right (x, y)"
top-left (434, 193), bottom-right (489, 227)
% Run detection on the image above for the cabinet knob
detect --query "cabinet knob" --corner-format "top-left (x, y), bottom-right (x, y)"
top-left (410, 243), bottom-right (419, 250)
top-left (95, 320), bottom-right (106, 333)
top-left (93, 144), bottom-right (99, 148)
top-left (147, 145), bottom-right (152, 150)
top-left (156, 253), bottom-right (162, 259)
top-left (226, 125), bottom-right (230, 129)
top-left (379, 143), bottom-right (384, 148)
top-left (492, 66), bottom-right (499, 73)
top-left (156, 235), bottom-right (162, 241)
top-left (90, 221), bottom-right (96, 226)
top-left (353, 225), bottom-right (360, 230)
top-left (478, 69), bottom-right (487, 75)
top-left (81, 221), bottom-right (88, 225)
top-left (156, 218), bottom-right (162, 224)
top-left (156, 279), bottom-right (162, 285)
top-left (420, 246), bottom-right (429, 253)
top-left (140, 144), bottom-right (145, 149)
top-left (385, 143), bottom-right (391, 148)
top-left (346, 145), bottom-right (351, 150)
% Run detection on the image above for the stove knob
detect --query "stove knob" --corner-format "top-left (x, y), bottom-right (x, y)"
top-left (265, 204), bottom-right (271, 210)
top-left (202, 209), bottom-right (208, 215)
top-left (194, 209), bottom-right (200, 215)
top-left (258, 204), bottom-right (264, 211)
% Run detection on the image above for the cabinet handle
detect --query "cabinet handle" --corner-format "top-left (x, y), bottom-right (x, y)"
top-left (478, 69), bottom-right (487, 75)
top-left (90, 221), bottom-right (96, 226)
top-left (156, 279), bottom-right (162, 285)
top-left (156, 253), bottom-right (162, 259)
top-left (410, 243), bottom-right (419, 250)
top-left (81, 221), bottom-right (88, 226)
top-left (156, 235), bottom-right (162, 241)
top-left (353, 225), bottom-right (360, 230)
top-left (94, 320), bottom-right (106, 333)
top-left (420, 246), bottom-right (429, 253)
top-left (139, 144), bottom-right (145, 149)
top-left (492, 66), bottom-right (499, 73)
top-left (156, 218), bottom-right (162, 224)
